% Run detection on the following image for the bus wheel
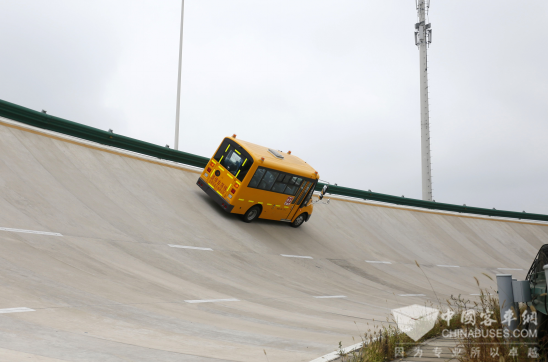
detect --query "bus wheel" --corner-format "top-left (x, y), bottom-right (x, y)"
top-left (290, 213), bottom-right (307, 228)
top-left (242, 205), bottom-right (261, 223)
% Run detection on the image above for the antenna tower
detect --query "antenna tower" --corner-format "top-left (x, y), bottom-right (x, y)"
top-left (415, 0), bottom-right (433, 201)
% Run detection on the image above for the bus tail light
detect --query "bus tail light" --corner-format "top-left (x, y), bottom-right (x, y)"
top-left (231, 189), bottom-right (236, 194)
top-left (207, 167), bottom-right (211, 173)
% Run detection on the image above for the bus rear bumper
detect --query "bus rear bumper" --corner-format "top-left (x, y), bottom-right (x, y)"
top-left (196, 178), bottom-right (234, 213)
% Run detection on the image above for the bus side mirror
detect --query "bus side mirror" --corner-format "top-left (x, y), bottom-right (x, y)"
top-left (319, 185), bottom-right (329, 200)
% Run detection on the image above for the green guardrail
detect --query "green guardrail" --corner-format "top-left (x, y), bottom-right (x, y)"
top-left (0, 99), bottom-right (209, 168)
top-left (314, 183), bottom-right (548, 222)
top-left (1, 98), bottom-right (547, 223)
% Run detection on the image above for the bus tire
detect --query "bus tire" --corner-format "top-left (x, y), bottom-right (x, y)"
top-left (290, 213), bottom-right (307, 228)
top-left (242, 205), bottom-right (261, 223)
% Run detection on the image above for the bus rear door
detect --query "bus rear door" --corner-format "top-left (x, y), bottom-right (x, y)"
top-left (206, 138), bottom-right (253, 200)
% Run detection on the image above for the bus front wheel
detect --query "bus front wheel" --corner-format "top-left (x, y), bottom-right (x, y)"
top-left (242, 205), bottom-right (261, 223)
top-left (290, 213), bottom-right (307, 228)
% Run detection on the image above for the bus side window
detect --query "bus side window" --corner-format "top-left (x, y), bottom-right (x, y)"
top-left (283, 177), bottom-right (300, 194)
top-left (284, 184), bottom-right (298, 195)
top-left (248, 168), bottom-right (266, 188)
top-left (258, 170), bottom-right (279, 191)
top-left (271, 181), bottom-right (287, 193)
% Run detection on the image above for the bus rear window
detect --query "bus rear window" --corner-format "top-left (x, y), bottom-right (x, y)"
top-left (222, 150), bottom-right (242, 173)
top-left (213, 138), bottom-right (253, 181)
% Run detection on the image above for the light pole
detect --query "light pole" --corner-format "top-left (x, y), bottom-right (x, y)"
top-left (174, 0), bottom-right (184, 150)
top-left (415, 0), bottom-right (433, 201)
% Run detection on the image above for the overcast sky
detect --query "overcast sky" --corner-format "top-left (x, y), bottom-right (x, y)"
top-left (1, 1), bottom-right (547, 214)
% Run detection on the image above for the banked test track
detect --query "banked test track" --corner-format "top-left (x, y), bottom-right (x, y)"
top-left (0, 99), bottom-right (546, 361)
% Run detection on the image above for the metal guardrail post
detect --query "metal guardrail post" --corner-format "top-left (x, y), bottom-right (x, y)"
top-left (497, 274), bottom-right (518, 331)
top-left (543, 265), bottom-right (548, 289)
top-left (512, 280), bottom-right (532, 303)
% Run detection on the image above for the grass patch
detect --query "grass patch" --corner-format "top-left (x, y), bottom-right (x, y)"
top-left (336, 277), bottom-right (546, 361)
top-left (337, 308), bottom-right (461, 361)
top-left (453, 283), bottom-right (545, 361)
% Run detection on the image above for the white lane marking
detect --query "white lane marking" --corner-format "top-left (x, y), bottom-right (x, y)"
top-left (281, 254), bottom-right (313, 259)
top-left (366, 260), bottom-right (391, 264)
top-left (309, 340), bottom-right (369, 362)
top-left (168, 244), bottom-right (213, 251)
top-left (437, 265), bottom-right (460, 268)
top-left (184, 298), bottom-right (239, 304)
top-left (399, 294), bottom-right (426, 297)
top-left (0, 227), bottom-right (62, 236)
top-left (497, 268), bottom-right (524, 271)
top-left (314, 295), bottom-right (347, 299)
top-left (0, 307), bottom-right (35, 314)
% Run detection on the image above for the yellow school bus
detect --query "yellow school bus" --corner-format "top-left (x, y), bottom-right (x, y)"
top-left (196, 135), bottom-right (319, 227)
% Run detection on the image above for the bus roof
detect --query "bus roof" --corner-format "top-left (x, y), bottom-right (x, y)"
top-left (232, 137), bottom-right (319, 180)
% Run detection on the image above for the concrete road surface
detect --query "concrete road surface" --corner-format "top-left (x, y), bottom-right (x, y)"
top-left (0, 117), bottom-right (545, 361)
